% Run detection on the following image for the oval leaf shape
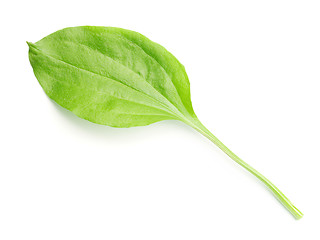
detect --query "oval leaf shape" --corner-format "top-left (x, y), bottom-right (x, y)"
top-left (28, 26), bottom-right (197, 127)
top-left (27, 26), bottom-right (303, 219)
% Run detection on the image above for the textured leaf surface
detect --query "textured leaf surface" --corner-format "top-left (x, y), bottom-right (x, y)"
top-left (28, 26), bottom-right (303, 219)
top-left (28, 26), bottom-right (197, 127)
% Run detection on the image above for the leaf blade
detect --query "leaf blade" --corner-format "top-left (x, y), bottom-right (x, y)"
top-left (28, 26), bottom-right (195, 127)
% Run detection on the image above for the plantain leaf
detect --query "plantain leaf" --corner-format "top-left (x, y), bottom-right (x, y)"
top-left (28, 26), bottom-right (303, 219)
top-left (28, 26), bottom-right (197, 127)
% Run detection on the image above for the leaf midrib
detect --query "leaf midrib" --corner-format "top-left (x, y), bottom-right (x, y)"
top-left (31, 45), bottom-right (182, 119)
top-left (56, 38), bottom-right (187, 118)
top-left (33, 42), bottom-right (189, 121)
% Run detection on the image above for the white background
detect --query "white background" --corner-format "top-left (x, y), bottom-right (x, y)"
top-left (1, 0), bottom-right (319, 239)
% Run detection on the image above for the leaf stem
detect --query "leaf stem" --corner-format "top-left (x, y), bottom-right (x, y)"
top-left (187, 119), bottom-right (303, 219)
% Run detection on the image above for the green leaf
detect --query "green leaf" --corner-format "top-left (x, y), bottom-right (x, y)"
top-left (27, 26), bottom-right (196, 127)
top-left (28, 26), bottom-right (303, 219)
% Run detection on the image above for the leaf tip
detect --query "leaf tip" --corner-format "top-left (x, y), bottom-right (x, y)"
top-left (26, 41), bottom-right (36, 49)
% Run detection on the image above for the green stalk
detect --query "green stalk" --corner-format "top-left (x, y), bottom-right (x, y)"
top-left (188, 119), bottom-right (303, 219)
